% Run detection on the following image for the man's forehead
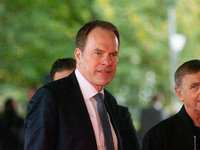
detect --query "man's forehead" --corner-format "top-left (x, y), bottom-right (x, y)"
top-left (182, 73), bottom-right (200, 83)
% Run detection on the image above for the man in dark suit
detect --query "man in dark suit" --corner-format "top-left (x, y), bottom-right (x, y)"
top-left (142, 59), bottom-right (200, 150)
top-left (47, 58), bottom-right (141, 150)
top-left (49, 57), bottom-right (141, 150)
top-left (24, 20), bottom-right (141, 150)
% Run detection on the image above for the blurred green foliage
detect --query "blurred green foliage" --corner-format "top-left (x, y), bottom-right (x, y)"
top-left (1, 0), bottom-right (200, 127)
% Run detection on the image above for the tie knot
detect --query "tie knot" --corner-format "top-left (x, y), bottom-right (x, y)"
top-left (94, 93), bottom-right (103, 103)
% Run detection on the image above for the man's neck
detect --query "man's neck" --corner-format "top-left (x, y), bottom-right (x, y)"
top-left (185, 106), bottom-right (200, 127)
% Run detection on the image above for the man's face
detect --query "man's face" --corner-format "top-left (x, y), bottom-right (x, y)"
top-left (175, 71), bottom-right (200, 115)
top-left (75, 27), bottom-right (119, 91)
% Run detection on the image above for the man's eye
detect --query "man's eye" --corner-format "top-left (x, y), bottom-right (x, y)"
top-left (192, 85), bottom-right (198, 89)
top-left (111, 53), bottom-right (117, 57)
top-left (96, 52), bottom-right (100, 55)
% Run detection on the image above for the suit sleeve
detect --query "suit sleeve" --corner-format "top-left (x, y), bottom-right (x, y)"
top-left (118, 106), bottom-right (142, 150)
top-left (24, 87), bottom-right (59, 150)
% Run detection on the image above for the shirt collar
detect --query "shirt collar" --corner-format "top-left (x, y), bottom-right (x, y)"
top-left (75, 69), bottom-right (104, 100)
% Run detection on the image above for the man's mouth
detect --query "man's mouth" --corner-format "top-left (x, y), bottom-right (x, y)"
top-left (98, 70), bottom-right (110, 73)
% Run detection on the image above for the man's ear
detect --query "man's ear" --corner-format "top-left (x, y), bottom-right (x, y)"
top-left (175, 86), bottom-right (184, 102)
top-left (75, 48), bottom-right (81, 64)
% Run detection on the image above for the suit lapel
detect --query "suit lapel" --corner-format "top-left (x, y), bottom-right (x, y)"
top-left (67, 72), bottom-right (98, 149)
top-left (66, 72), bottom-right (122, 150)
top-left (104, 91), bottom-right (123, 150)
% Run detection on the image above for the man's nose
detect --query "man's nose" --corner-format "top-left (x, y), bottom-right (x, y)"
top-left (102, 55), bottom-right (111, 66)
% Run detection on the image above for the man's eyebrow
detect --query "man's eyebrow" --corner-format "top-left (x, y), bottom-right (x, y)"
top-left (189, 82), bottom-right (200, 87)
top-left (93, 48), bottom-right (118, 54)
top-left (93, 48), bottom-right (104, 52)
top-left (190, 82), bottom-right (200, 86)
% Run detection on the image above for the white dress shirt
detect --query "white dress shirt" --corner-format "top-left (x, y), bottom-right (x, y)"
top-left (75, 69), bottom-right (118, 150)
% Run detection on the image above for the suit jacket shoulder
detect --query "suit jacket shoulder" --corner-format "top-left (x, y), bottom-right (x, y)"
top-left (24, 72), bottom-right (98, 150)
top-left (25, 72), bottom-right (123, 150)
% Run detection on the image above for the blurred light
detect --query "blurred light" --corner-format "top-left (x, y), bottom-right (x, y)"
top-left (130, 54), bottom-right (141, 65)
top-left (170, 34), bottom-right (186, 53)
top-left (146, 71), bottom-right (156, 83)
top-left (116, 93), bottom-right (126, 104)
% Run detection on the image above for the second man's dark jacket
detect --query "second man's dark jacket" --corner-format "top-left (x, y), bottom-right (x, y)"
top-left (142, 105), bottom-right (200, 150)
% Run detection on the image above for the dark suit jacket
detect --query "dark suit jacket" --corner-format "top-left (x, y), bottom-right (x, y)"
top-left (142, 105), bottom-right (200, 150)
top-left (24, 71), bottom-right (123, 150)
top-left (118, 106), bottom-right (141, 150)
